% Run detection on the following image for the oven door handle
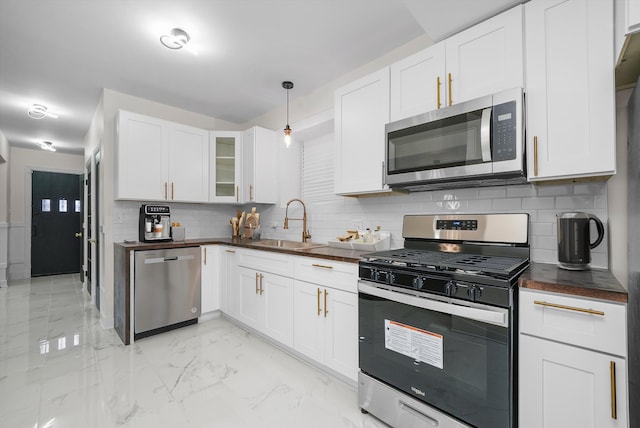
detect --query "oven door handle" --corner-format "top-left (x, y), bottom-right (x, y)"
top-left (359, 282), bottom-right (508, 327)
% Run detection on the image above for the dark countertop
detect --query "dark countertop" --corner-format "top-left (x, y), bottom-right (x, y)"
top-left (114, 237), bottom-right (369, 263)
top-left (519, 262), bottom-right (628, 303)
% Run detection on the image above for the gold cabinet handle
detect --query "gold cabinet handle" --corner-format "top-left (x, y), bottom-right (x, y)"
top-left (255, 272), bottom-right (259, 294)
top-left (249, 184), bottom-right (254, 201)
top-left (204, 247), bottom-right (207, 265)
top-left (312, 263), bottom-right (333, 269)
top-left (533, 136), bottom-right (539, 177)
top-left (225, 249), bottom-right (236, 253)
top-left (75, 232), bottom-right (83, 238)
top-left (88, 238), bottom-right (96, 244)
top-left (259, 274), bottom-right (264, 295)
top-left (448, 72), bottom-right (453, 106)
top-left (236, 185), bottom-right (239, 202)
top-left (171, 182), bottom-right (175, 200)
top-left (164, 182), bottom-right (168, 200)
top-left (324, 289), bottom-right (328, 318)
top-left (317, 288), bottom-right (322, 316)
top-left (533, 300), bottom-right (605, 316)
top-left (610, 361), bottom-right (617, 420)
top-left (436, 76), bottom-right (442, 109)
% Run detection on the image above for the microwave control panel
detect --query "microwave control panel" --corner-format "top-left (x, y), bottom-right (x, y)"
top-left (492, 100), bottom-right (517, 162)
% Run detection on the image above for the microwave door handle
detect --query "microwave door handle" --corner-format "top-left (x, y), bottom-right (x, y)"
top-left (481, 107), bottom-right (492, 162)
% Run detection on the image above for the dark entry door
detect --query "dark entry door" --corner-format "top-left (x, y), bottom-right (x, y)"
top-left (31, 171), bottom-right (83, 277)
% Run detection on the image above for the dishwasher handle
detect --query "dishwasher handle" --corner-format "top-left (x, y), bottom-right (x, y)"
top-left (143, 254), bottom-right (196, 264)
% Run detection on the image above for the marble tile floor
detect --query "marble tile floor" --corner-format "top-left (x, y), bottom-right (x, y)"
top-left (0, 274), bottom-right (387, 428)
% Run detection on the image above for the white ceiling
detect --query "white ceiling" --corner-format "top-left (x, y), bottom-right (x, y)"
top-left (0, 0), bottom-right (524, 155)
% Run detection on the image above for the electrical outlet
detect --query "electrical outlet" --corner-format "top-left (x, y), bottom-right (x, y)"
top-left (271, 221), bottom-right (278, 230)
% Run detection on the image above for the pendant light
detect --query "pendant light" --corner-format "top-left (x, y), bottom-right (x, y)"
top-left (282, 81), bottom-right (294, 147)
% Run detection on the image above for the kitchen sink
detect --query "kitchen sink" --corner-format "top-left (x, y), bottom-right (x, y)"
top-left (250, 239), bottom-right (328, 250)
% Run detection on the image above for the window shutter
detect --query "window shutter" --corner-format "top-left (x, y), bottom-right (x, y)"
top-left (302, 134), bottom-right (334, 202)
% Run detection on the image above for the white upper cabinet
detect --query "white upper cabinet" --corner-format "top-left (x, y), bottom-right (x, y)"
top-left (525, 0), bottom-right (616, 181)
top-left (167, 124), bottom-right (209, 202)
top-left (445, 5), bottom-right (523, 106)
top-left (389, 5), bottom-right (523, 122)
top-left (116, 110), bottom-right (209, 202)
top-left (242, 126), bottom-right (277, 204)
top-left (334, 67), bottom-right (391, 195)
top-left (116, 111), bottom-right (167, 200)
top-left (390, 43), bottom-right (446, 121)
top-left (209, 131), bottom-right (242, 203)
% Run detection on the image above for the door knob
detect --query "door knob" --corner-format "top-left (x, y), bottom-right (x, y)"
top-left (75, 232), bottom-right (83, 238)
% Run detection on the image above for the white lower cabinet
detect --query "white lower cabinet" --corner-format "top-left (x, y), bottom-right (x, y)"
top-left (237, 266), bottom-right (294, 347)
top-left (519, 288), bottom-right (628, 427)
top-left (200, 245), bottom-right (220, 314)
top-left (293, 257), bottom-right (358, 381)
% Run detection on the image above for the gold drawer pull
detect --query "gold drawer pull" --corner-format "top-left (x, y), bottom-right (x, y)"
top-left (610, 361), bottom-right (617, 420)
top-left (312, 263), bottom-right (333, 269)
top-left (317, 288), bottom-right (322, 316)
top-left (324, 289), bottom-right (328, 318)
top-left (533, 300), bottom-right (604, 316)
top-left (225, 249), bottom-right (236, 253)
top-left (204, 247), bottom-right (207, 265)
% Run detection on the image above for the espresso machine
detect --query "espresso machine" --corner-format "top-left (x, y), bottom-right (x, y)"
top-left (139, 204), bottom-right (172, 242)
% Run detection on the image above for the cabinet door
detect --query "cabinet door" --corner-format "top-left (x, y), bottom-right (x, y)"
top-left (445, 5), bottom-right (523, 106)
top-left (334, 68), bottom-right (390, 195)
top-left (293, 280), bottom-right (325, 363)
top-left (168, 124), bottom-right (209, 202)
top-left (323, 287), bottom-right (358, 381)
top-left (209, 131), bottom-right (242, 203)
top-left (238, 266), bottom-right (264, 328)
top-left (200, 245), bottom-right (220, 314)
top-left (519, 334), bottom-right (628, 428)
top-left (222, 247), bottom-right (240, 317)
top-left (525, 0), bottom-right (615, 181)
top-left (262, 273), bottom-right (294, 347)
top-left (390, 43), bottom-right (446, 121)
top-left (116, 111), bottom-right (168, 200)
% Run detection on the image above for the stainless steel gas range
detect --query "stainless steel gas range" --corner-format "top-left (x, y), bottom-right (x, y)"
top-left (358, 213), bottom-right (529, 428)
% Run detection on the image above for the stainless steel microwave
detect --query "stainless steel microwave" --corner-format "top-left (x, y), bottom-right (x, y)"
top-left (385, 87), bottom-right (526, 191)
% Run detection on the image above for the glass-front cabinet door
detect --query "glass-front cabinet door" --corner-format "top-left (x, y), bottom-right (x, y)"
top-left (209, 131), bottom-right (242, 203)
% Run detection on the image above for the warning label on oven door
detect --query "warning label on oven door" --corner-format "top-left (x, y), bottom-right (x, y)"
top-left (384, 319), bottom-right (443, 369)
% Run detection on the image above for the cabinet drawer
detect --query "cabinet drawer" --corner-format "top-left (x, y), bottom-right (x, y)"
top-left (294, 257), bottom-right (357, 293)
top-left (238, 249), bottom-right (294, 277)
top-left (519, 289), bottom-right (627, 356)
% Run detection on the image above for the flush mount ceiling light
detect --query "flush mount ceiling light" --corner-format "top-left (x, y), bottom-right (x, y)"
top-left (28, 104), bottom-right (58, 119)
top-left (160, 28), bottom-right (191, 50)
top-left (282, 81), bottom-right (294, 147)
top-left (39, 141), bottom-right (56, 152)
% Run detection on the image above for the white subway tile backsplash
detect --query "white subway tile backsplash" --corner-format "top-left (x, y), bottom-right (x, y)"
top-left (555, 196), bottom-right (596, 209)
top-left (112, 180), bottom-right (609, 267)
top-left (491, 198), bottom-right (522, 210)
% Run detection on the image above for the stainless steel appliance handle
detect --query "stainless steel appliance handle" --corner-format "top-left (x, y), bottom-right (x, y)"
top-left (359, 281), bottom-right (508, 327)
top-left (143, 255), bottom-right (196, 264)
top-left (481, 107), bottom-right (492, 162)
top-left (398, 400), bottom-right (438, 427)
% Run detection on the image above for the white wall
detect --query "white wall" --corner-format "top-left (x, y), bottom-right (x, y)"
top-left (6, 146), bottom-right (84, 280)
top-left (0, 130), bottom-right (8, 287)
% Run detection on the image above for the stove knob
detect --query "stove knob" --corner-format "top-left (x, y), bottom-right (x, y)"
top-left (467, 285), bottom-right (483, 301)
top-left (413, 277), bottom-right (424, 289)
top-left (446, 281), bottom-right (458, 296)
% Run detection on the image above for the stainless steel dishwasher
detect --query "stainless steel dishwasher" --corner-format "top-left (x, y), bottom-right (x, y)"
top-left (134, 247), bottom-right (201, 339)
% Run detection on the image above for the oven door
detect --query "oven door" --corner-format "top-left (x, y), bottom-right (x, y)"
top-left (358, 280), bottom-right (513, 428)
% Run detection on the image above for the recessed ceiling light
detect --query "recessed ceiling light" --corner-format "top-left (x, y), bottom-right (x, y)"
top-left (28, 104), bottom-right (58, 119)
top-left (160, 28), bottom-right (190, 50)
top-left (39, 141), bottom-right (56, 152)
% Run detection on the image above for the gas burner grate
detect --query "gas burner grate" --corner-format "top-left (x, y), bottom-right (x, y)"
top-left (443, 254), bottom-right (527, 275)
